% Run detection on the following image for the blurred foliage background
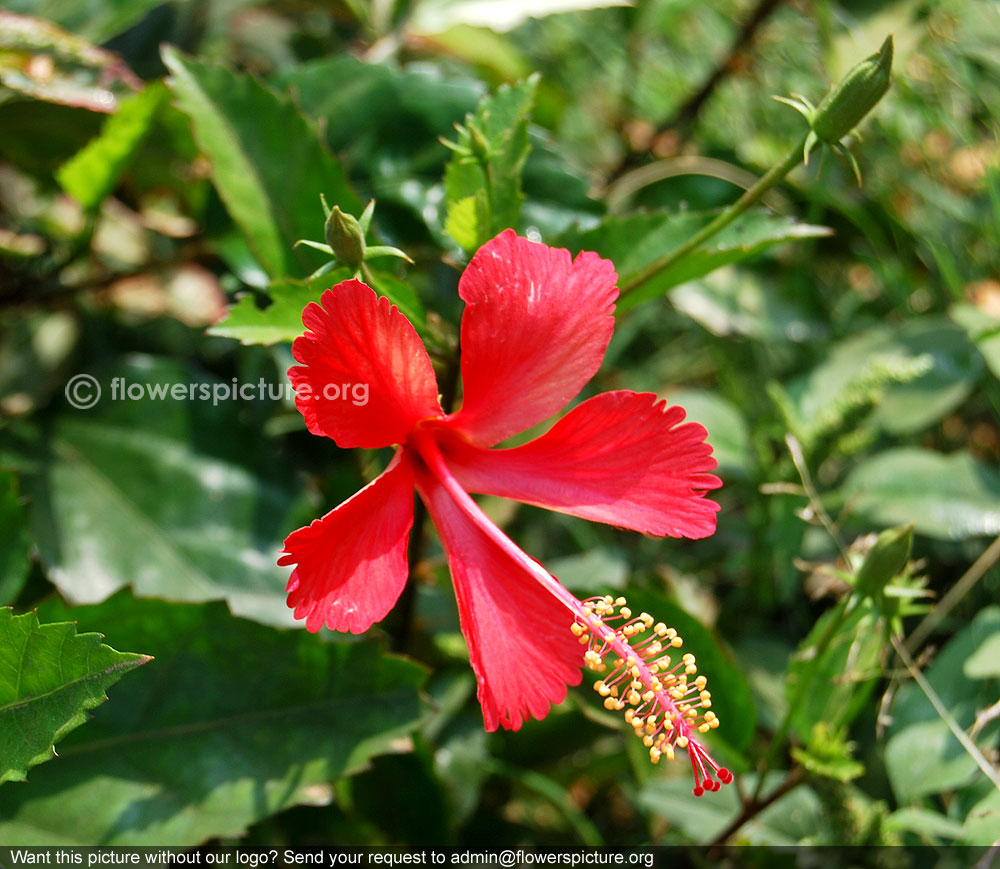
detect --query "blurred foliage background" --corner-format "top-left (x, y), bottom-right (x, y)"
top-left (1, 0), bottom-right (999, 851)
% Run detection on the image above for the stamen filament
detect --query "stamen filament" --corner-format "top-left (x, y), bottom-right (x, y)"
top-left (411, 429), bottom-right (732, 795)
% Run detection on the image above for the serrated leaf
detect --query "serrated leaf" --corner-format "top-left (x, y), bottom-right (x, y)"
top-left (0, 594), bottom-right (426, 844)
top-left (790, 723), bottom-right (865, 782)
top-left (26, 356), bottom-right (312, 627)
top-left (0, 608), bottom-right (149, 785)
top-left (210, 268), bottom-right (424, 346)
top-left (443, 76), bottom-right (537, 249)
top-left (162, 46), bottom-right (360, 279)
top-left (56, 83), bottom-right (165, 210)
top-left (838, 448), bottom-right (1000, 540)
top-left (558, 210), bottom-right (831, 312)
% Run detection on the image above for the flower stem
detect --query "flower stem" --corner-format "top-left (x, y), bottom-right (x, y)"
top-left (619, 135), bottom-right (807, 298)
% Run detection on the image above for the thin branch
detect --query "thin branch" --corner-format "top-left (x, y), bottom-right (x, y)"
top-left (891, 634), bottom-right (1000, 793)
top-left (708, 767), bottom-right (804, 847)
top-left (905, 533), bottom-right (1000, 654)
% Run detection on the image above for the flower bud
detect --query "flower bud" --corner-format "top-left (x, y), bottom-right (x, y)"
top-left (812, 35), bottom-right (893, 145)
top-left (324, 206), bottom-right (366, 268)
top-left (854, 522), bottom-right (913, 600)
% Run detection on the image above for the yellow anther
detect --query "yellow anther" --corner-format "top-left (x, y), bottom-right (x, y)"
top-left (665, 745), bottom-right (675, 761)
top-left (695, 675), bottom-right (707, 690)
top-left (624, 709), bottom-right (634, 724)
top-left (578, 635), bottom-right (589, 645)
top-left (710, 718), bottom-right (720, 729)
top-left (699, 723), bottom-right (710, 733)
top-left (603, 696), bottom-right (618, 710)
top-left (643, 735), bottom-right (654, 747)
top-left (676, 736), bottom-right (689, 749)
top-left (571, 623), bottom-right (584, 636)
top-left (642, 690), bottom-right (655, 703)
top-left (704, 711), bottom-right (717, 721)
top-left (666, 628), bottom-right (677, 640)
top-left (594, 680), bottom-right (610, 696)
top-left (685, 664), bottom-right (697, 675)
top-left (683, 653), bottom-right (695, 665)
top-left (628, 691), bottom-right (641, 705)
top-left (641, 613), bottom-right (654, 627)
top-left (701, 699), bottom-right (712, 709)
top-left (619, 607), bottom-right (632, 619)
top-left (671, 637), bottom-right (684, 648)
top-left (655, 623), bottom-right (668, 636)
top-left (615, 597), bottom-right (626, 607)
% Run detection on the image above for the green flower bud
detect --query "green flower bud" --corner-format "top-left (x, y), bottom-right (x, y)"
top-left (854, 522), bottom-right (913, 600)
top-left (324, 205), bottom-right (366, 268)
top-left (812, 35), bottom-right (893, 145)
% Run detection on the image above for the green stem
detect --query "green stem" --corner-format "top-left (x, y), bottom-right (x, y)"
top-left (619, 135), bottom-right (807, 298)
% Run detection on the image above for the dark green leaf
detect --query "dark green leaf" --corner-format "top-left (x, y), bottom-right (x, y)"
top-left (162, 46), bottom-right (360, 279)
top-left (0, 608), bottom-right (149, 785)
top-left (26, 356), bottom-right (312, 626)
top-left (0, 593), bottom-right (426, 844)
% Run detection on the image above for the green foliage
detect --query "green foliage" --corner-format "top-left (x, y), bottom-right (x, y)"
top-left (0, 608), bottom-right (149, 785)
top-left (56, 83), bottom-right (165, 211)
top-left (443, 75), bottom-right (538, 250)
top-left (0, 594), bottom-right (426, 844)
top-left (162, 46), bottom-right (361, 279)
top-left (560, 210), bottom-right (832, 312)
top-left (2, 0), bottom-right (1000, 850)
top-left (25, 357), bottom-right (311, 625)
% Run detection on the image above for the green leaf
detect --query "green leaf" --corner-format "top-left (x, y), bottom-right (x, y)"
top-left (210, 268), bottom-right (425, 346)
top-left (960, 790), bottom-right (1000, 845)
top-left (951, 301), bottom-right (1000, 382)
top-left (885, 607), bottom-right (1000, 802)
top-left (0, 594), bottom-right (426, 844)
top-left (884, 807), bottom-right (966, 841)
top-left (787, 317), bottom-right (981, 439)
top-left (162, 46), bottom-right (360, 279)
top-left (853, 523), bottom-right (913, 600)
top-left (838, 448), bottom-right (1000, 540)
top-left (56, 83), bottom-right (166, 210)
top-left (786, 599), bottom-right (884, 743)
top-left (0, 608), bottom-right (149, 785)
top-left (964, 633), bottom-right (1000, 679)
top-left (443, 75), bottom-right (538, 249)
top-left (26, 356), bottom-right (312, 626)
top-left (0, 471), bottom-right (31, 606)
top-left (559, 210), bottom-right (831, 313)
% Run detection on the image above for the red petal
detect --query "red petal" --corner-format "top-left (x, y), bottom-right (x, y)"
top-left (414, 467), bottom-right (584, 731)
top-left (280, 451), bottom-right (415, 633)
top-left (447, 230), bottom-right (617, 446)
top-left (441, 391), bottom-right (721, 539)
top-left (289, 280), bottom-right (441, 448)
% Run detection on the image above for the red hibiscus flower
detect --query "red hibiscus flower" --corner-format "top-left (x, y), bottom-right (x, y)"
top-left (279, 229), bottom-right (731, 794)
